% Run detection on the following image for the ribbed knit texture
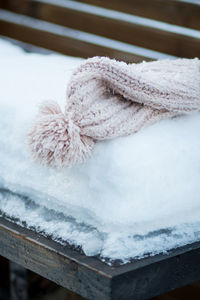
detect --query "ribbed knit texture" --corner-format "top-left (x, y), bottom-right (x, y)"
top-left (28, 56), bottom-right (200, 168)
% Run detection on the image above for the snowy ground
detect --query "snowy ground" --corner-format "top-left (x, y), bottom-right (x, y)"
top-left (0, 38), bottom-right (200, 264)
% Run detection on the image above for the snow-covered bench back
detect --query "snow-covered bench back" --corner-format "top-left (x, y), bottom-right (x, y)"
top-left (0, 0), bottom-right (200, 61)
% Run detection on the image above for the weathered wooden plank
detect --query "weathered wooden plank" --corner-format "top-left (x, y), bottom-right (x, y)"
top-left (0, 217), bottom-right (112, 300)
top-left (1, 216), bottom-right (200, 300)
top-left (3, 0), bottom-right (200, 58)
top-left (75, 0), bottom-right (200, 30)
top-left (4, 0), bottom-right (200, 31)
top-left (111, 247), bottom-right (200, 299)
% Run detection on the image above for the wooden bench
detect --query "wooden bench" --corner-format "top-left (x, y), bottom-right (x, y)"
top-left (2, 216), bottom-right (200, 300)
top-left (0, 0), bottom-right (200, 62)
top-left (0, 1), bottom-right (200, 299)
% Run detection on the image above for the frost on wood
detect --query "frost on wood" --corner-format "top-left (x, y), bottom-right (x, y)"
top-left (0, 39), bottom-right (200, 264)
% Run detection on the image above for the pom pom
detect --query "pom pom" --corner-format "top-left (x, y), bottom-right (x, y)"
top-left (28, 101), bottom-right (94, 168)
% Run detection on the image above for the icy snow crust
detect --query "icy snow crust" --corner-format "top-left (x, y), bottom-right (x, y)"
top-left (1, 39), bottom-right (200, 264)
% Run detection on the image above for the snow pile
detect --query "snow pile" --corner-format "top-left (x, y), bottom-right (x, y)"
top-left (0, 38), bottom-right (200, 264)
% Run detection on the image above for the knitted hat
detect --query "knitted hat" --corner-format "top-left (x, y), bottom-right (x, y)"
top-left (28, 56), bottom-right (200, 168)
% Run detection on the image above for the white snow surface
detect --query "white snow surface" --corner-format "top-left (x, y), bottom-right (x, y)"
top-left (1, 38), bottom-right (200, 264)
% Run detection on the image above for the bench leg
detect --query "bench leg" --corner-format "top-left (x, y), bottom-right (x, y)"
top-left (9, 261), bottom-right (28, 300)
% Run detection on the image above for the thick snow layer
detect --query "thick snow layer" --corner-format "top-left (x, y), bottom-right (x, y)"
top-left (0, 38), bottom-right (200, 264)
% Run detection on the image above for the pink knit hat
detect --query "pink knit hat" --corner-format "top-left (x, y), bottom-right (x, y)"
top-left (28, 56), bottom-right (200, 168)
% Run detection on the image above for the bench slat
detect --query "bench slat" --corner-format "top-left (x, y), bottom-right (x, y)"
top-left (75, 0), bottom-right (200, 30)
top-left (0, 9), bottom-right (176, 62)
top-left (4, 0), bottom-right (200, 30)
top-left (2, 0), bottom-right (200, 58)
top-left (0, 217), bottom-right (112, 300)
top-left (2, 216), bottom-right (200, 300)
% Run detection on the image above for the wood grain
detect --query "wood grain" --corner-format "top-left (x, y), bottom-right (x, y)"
top-left (2, 0), bottom-right (200, 58)
top-left (1, 216), bottom-right (200, 299)
top-left (0, 10), bottom-right (162, 62)
top-left (4, 0), bottom-right (200, 31)
top-left (0, 217), bottom-right (112, 300)
top-left (74, 0), bottom-right (200, 30)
